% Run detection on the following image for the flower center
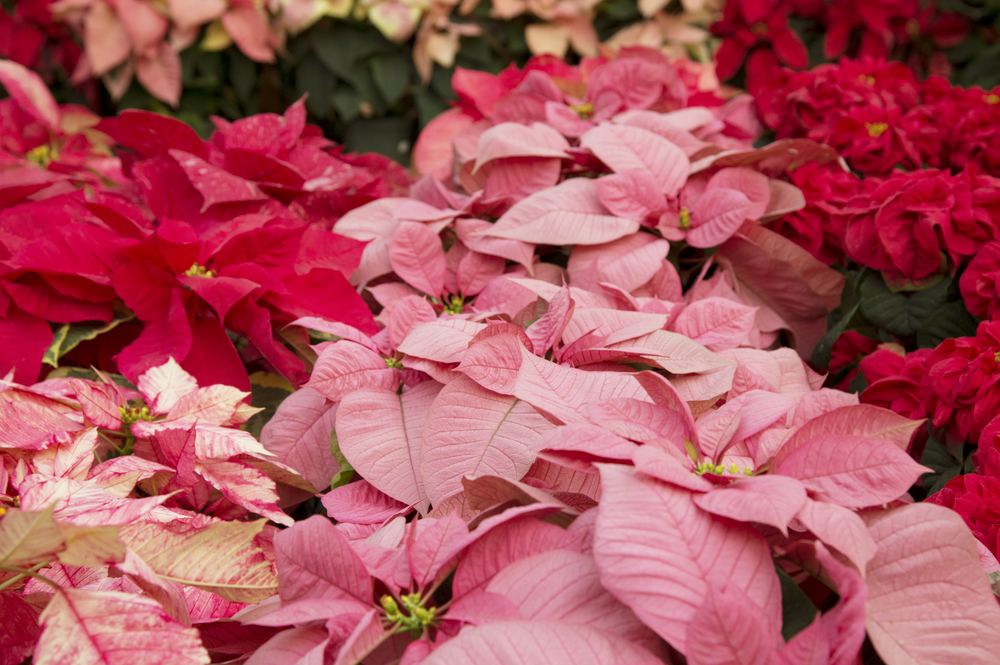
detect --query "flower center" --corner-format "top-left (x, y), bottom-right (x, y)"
top-left (183, 262), bottom-right (216, 278)
top-left (859, 74), bottom-right (875, 85)
top-left (987, 94), bottom-right (1000, 105)
top-left (381, 593), bottom-right (436, 635)
top-left (571, 102), bottom-right (594, 120)
top-left (679, 207), bottom-right (692, 230)
top-left (865, 122), bottom-right (889, 138)
top-left (26, 144), bottom-right (53, 167)
top-left (750, 22), bottom-right (769, 36)
top-left (385, 357), bottom-right (403, 369)
top-left (443, 294), bottom-right (465, 315)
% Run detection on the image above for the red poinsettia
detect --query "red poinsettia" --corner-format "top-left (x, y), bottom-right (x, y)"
top-left (922, 320), bottom-right (1000, 445)
top-left (711, 0), bottom-right (810, 81)
top-left (859, 346), bottom-right (931, 421)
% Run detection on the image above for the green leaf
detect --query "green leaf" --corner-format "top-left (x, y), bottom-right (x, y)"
top-left (859, 274), bottom-right (950, 338)
top-left (414, 87), bottom-right (448, 128)
top-left (348, 61), bottom-right (386, 116)
top-left (331, 85), bottom-right (361, 122)
top-left (920, 433), bottom-right (964, 496)
top-left (43, 316), bottom-right (134, 368)
top-left (370, 54), bottom-right (412, 107)
top-left (296, 54), bottom-right (334, 118)
top-left (242, 372), bottom-right (296, 440)
top-left (229, 51), bottom-right (257, 104)
top-left (915, 301), bottom-right (979, 349)
top-left (812, 301), bottom-right (861, 370)
top-left (311, 26), bottom-right (356, 80)
top-left (777, 566), bottom-right (819, 641)
top-left (330, 430), bottom-right (355, 490)
top-left (343, 117), bottom-right (414, 164)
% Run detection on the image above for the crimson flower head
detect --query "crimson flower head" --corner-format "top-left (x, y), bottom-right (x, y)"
top-left (961, 240), bottom-right (1000, 320)
top-left (922, 320), bottom-right (1000, 445)
top-left (859, 346), bottom-right (931, 421)
top-left (711, 0), bottom-right (809, 80)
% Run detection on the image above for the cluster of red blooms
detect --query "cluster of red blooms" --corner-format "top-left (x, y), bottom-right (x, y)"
top-left (713, 0), bottom-right (967, 87)
top-left (0, 61), bottom-right (410, 391)
top-left (757, 57), bottom-right (1000, 177)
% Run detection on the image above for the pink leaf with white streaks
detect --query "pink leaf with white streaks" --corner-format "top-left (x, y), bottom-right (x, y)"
top-left (421, 375), bottom-right (552, 505)
top-left (259, 387), bottom-right (338, 492)
top-left (389, 222), bottom-right (447, 297)
top-left (196, 459), bottom-right (293, 526)
top-left (18, 475), bottom-right (170, 527)
top-left (137, 358), bottom-right (199, 415)
top-left (692, 475), bottom-right (807, 536)
top-left (672, 297), bottom-right (757, 351)
top-left (685, 583), bottom-right (780, 665)
top-left (0, 59), bottom-right (59, 128)
top-left (321, 480), bottom-right (407, 525)
top-left (306, 341), bottom-right (398, 403)
top-left (568, 234), bottom-right (670, 293)
top-left (336, 382), bottom-right (442, 510)
top-left (686, 188), bottom-right (753, 248)
top-left (34, 588), bottom-right (209, 665)
top-left (165, 385), bottom-right (250, 425)
top-left (775, 434), bottom-right (930, 508)
top-left (795, 498), bottom-right (876, 575)
top-left (421, 621), bottom-right (661, 665)
top-left (86, 456), bottom-right (173, 498)
top-left (592, 464), bottom-right (781, 656)
top-left (863, 503), bottom-right (1000, 665)
top-left (579, 124), bottom-right (689, 196)
top-left (274, 515), bottom-right (372, 605)
top-left (482, 179), bottom-right (639, 246)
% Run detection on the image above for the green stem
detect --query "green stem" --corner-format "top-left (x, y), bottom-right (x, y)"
top-left (0, 564), bottom-right (60, 591)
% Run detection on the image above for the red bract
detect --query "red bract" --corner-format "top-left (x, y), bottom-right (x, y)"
top-left (843, 168), bottom-right (1000, 283)
top-left (961, 240), bottom-right (1000, 320)
top-left (827, 331), bottom-right (878, 391)
top-left (710, 0), bottom-right (809, 81)
top-left (860, 346), bottom-right (931, 422)
top-left (922, 320), bottom-right (1000, 445)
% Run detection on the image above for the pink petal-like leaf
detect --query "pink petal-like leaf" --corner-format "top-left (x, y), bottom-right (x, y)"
top-left (485, 549), bottom-right (656, 649)
top-left (863, 503), bottom-right (1000, 664)
top-left (795, 498), bottom-right (876, 575)
top-left (457, 250), bottom-right (506, 296)
top-left (526, 286), bottom-right (574, 356)
top-left (321, 480), bottom-right (407, 525)
top-left (705, 167), bottom-right (771, 220)
top-left (474, 122), bottom-right (569, 170)
top-left (421, 375), bottom-right (552, 505)
top-left (455, 218), bottom-right (535, 271)
top-left (306, 341), bottom-right (398, 403)
top-left (686, 188), bottom-right (753, 248)
top-left (592, 463), bottom-right (781, 655)
top-left (632, 445), bottom-right (713, 492)
top-left (337, 382), bottom-right (443, 510)
top-left (421, 621), bottom-right (661, 665)
top-left (593, 170), bottom-right (668, 222)
top-left (776, 434), bottom-right (931, 508)
top-left (389, 221), bottom-right (447, 297)
top-left (579, 124), bottom-right (689, 196)
top-left (607, 330), bottom-right (733, 374)
top-left (274, 515), bottom-right (373, 605)
top-left (259, 387), bottom-right (338, 492)
top-left (387, 295), bottom-right (438, 351)
top-left (685, 583), bottom-right (780, 665)
top-left (196, 459), bottom-right (292, 526)
top-left (567, 234), bottom-right (670, 293)
top-left (692, 475), bottom-right (807, 536)
top-left (397, 319), bottom-right (487, 365)
top-left (482, 179), bottom-right (639, 245)
top-left (672, 297), bottom-right (758, 351)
